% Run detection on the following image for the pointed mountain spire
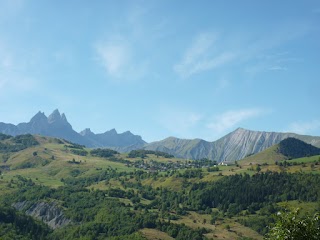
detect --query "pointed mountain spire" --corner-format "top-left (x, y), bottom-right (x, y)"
top-left (106, 128), bottom-right (117, 134)
top-left (80, 128), bottom-right (94, 136)
top-left (61, 113), bottom-right (68, 122)
top-left (48, 109), bottom-right (61, 124)
top-left (30, 111), bottom-right (47, 123)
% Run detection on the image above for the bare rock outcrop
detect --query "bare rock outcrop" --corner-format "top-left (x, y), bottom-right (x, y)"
top-left (13, 201), bottom-right (71, 229)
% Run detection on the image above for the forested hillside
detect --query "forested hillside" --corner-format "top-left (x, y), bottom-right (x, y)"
top-left (278, 137), bottom-right (320, 159)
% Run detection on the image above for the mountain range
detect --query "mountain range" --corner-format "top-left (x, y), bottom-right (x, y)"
top-left (145, 128), bottom-right (320, 162)
top-left (1, 109), bottom-right (320, 162)
top-left (0, 109), bottom-right (145, 150)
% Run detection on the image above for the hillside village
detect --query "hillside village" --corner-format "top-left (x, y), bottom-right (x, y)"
top-left (126, 158), bottom-right (220, 173)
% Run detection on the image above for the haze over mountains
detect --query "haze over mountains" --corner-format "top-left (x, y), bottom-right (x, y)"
top-left (1, 110), bottom-right (320, 162)
top-left (0, 110), bottom-right (145, 150)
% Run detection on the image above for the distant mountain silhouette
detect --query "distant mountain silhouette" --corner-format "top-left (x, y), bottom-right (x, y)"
top-left (0, 110), bottom-right (146, 148)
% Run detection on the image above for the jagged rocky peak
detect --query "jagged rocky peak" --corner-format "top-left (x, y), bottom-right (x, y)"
top-left (80, 128), bottom-right (94, 136)
top-left (226, 127), bottom-right (260, 139)
top-left (231, 127), bottom-right (250, 134)
top-left (106, 128), bottom-right (118, 134)
top-left (47, 109), bottom-right (69, 124)
top-left (121, 130), bottom-right (132, 135)
top-left (61, 113), bottom-right (68, 122)
top-left (48, 109), bottom-right (61, 123)
top-left (30, 111), bottom-right (47, 123)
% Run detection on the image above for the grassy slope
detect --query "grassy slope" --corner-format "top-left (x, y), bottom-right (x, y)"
top-left (140, 228), bottom-right (174, 240)
top-left (239, 144), bottom-right (285, 166)
top-left (2, 135), bottom-right (319, 189)
top-left (1, 136), bottom-right (133, 187)
top-left (170, 211), bottom-right (263, 240)
top-left (0, 135), bottom-right (189, 191)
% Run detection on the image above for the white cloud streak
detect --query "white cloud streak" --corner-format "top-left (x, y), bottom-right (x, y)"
top-left (287, 120), bottom-right (320, 135)
top-left (95, 39), bottom-right (148, 82)
top-left (96, 42), bottom-right (131, 77)
top-left (174, 33), bottom-right (236, 78)
top-left (175, 21), bottom-right (310, 79)
top-left (207, 108), bottom-right (265, 134)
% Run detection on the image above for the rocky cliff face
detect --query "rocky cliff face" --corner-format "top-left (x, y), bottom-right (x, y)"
top-left (212, 128), bottom-right (294, 161)
top-left (13, 201), bottom-right (71, 229)
top-left (145, 128), bottom-right (320, 162)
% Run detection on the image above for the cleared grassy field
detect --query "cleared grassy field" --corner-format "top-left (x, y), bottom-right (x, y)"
top-left (277, 200), bottom-right (319, 215)
top-left (287, 155), bottom-right (320, 163)
top-left (170, 211), bottom-right (263, 240)
top-left (140, 228), bottom-right (174, 240)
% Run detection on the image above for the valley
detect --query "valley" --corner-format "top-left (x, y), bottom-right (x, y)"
top-left (0, 133), bottom-right (319, 239)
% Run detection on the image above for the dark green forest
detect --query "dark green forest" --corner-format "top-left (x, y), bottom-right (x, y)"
top-left (278, 137), bottom-right (320, 159)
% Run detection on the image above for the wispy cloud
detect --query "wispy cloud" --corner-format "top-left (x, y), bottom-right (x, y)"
top-left (96, 42), bottom-right (131, 77)
top-left (245, 52), bottom-right (298, 76)
top-left (286, 120), bottom-right (320, 135)
top-left (242, 22), bottom-right (310, 77)
top-left (94, 4), bottom-right (166, 82)
top-left (207, 108), bottom-right (265, 134)
top-left (173, 24), bottom-right (305, 79)
top-left (174, 33), bottom-right (236, 78)
top-left (95, 40), bottom-right (147, 82)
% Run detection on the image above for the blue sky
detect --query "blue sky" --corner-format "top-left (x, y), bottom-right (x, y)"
top-left (0, 0), bottom-right (320, 142)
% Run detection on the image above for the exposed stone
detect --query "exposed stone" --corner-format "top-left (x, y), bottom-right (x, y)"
top-left (13, 201), bottom-right (71, 229)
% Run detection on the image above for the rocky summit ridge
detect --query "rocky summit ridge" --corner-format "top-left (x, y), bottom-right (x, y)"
top-left (0, 109), bottom-right (145, 149)
top-left (144, 128), bottom-right (320, 162)
top-left (1, 111), bottom-right (320, 162)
